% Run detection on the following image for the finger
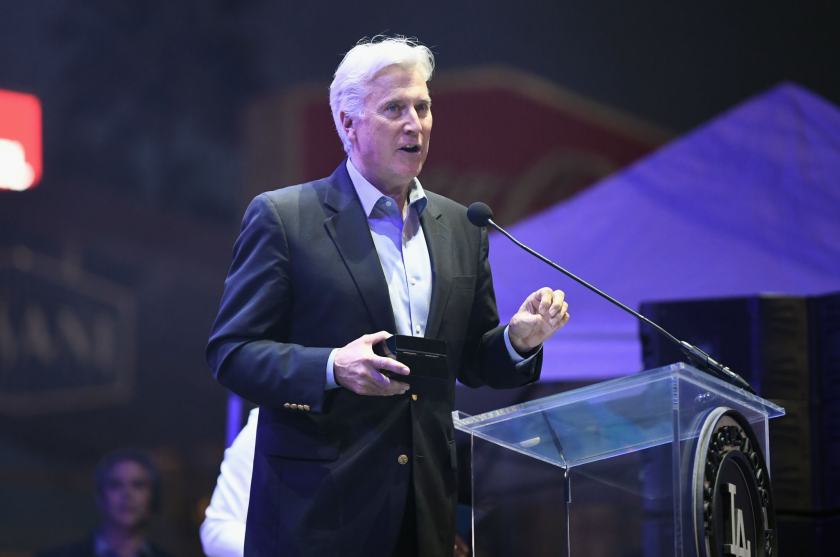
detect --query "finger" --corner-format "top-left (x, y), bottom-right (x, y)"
top-left (387, 380), bottom-right (410, 395)
top-left (522, 290), bottom-right (543, 315)
top-left (365, 330), bottom-right (393, 346)
top-left (372, 356), bottom-right (410, 375)
top-left (368, 368), bottom-right (392, 389)
top-left (523, 289), bottom-right (544, 316)
top-left (550, 311), bottom-right (570, 330)
top-left (537, 287), bottom-right (553, 315)
top-left (548, 290), bottom-right (566, 317)
top-left (549, 300), bottom-right (568, 327)
top-left (368, 378), bottom-right (409, 397)
top-left (519, 291), bottom-right (536, 313)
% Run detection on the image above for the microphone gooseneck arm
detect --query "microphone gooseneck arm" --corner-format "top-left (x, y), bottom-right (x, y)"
top-left (482, 214), bottom-right (756, 395)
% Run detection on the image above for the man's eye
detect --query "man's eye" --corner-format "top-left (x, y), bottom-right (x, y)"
top-left (417, 104), bottom-right (428, 112)
top-left (387, 105), bottom-right (398, 112)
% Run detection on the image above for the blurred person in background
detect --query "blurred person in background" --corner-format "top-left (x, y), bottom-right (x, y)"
top-left (38, 448), bottom-right (174, 557)
top-left (200, 409), bottom-right (258, 557)
top-left (200, 408), bottom-right (470, 557)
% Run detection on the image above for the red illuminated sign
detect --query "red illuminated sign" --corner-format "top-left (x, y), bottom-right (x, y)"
top-left (0, 88), bottom-right (42, 191)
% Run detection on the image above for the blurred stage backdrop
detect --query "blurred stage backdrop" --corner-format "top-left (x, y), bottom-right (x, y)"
top-left (1, 1), bottom-right (840, 555)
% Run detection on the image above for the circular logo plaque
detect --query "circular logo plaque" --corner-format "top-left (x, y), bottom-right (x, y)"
top-left (693, 408), bottom-right (776, 557)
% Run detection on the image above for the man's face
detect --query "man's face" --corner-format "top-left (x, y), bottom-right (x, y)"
top-left (342, 64), bottom-right (432, 194)
top-left (97, 460), bottom-right (154, 531)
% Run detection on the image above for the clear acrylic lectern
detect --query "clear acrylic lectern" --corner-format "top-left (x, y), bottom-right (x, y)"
top-left (453, 363), bottom-right (785, 557)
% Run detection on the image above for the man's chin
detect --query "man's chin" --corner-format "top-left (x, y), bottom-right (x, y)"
top-left (394, 161), bottom-right (425, 182)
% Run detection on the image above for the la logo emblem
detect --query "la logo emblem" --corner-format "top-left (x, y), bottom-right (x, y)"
top-left (723, 483), bottom-right (751, 557)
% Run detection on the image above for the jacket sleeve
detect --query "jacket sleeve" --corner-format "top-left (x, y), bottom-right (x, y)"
top-left (206, 194), bottom-right (332, 411)
top-left (456, 226), bottom-right (543, 389)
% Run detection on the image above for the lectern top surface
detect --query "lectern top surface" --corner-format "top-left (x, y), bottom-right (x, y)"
top-left (453, 363), bottom-right (784, 468)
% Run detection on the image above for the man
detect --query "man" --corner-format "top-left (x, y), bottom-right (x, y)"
top-left (206, 36), bottom-right (570, 557)
top-left (38, 449), bottom-right (173, 557)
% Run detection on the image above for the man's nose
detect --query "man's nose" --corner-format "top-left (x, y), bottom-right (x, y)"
top-left (403, 107), bottom-right (421, 133)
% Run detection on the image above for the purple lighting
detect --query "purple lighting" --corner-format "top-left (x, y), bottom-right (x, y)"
top-left (488, 83), bottom-right (840, 381)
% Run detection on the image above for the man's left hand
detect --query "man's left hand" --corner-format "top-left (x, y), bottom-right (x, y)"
top-left (508, 287), bottom-right (570, 354)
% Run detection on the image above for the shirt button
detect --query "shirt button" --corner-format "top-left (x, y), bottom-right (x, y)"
top-left (414, 325), bottom-right (421, 334)
top-left (410, 277), bottom-right (416, 285)
top-left (398, 454), bottom-right (409, 465)
top-left (385, 200), bottom-right (392, 207)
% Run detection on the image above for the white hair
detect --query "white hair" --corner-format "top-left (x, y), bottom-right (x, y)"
top-left (330, 36), bottom-right (435, 155)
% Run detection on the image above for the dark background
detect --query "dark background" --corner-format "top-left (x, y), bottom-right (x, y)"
top-left (1, 1), bottom-right (839, 555)
top-left (2, 0), bottom-right (839, 223)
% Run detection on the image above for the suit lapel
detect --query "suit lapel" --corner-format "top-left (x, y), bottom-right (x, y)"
top-left (323, 162), bottom-right (396, 334)
top-left (421, 197), bottom-right (453, 340)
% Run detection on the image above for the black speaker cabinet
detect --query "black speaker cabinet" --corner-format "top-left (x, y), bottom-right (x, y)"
top-left (639, 292), bottom-right (839, 516)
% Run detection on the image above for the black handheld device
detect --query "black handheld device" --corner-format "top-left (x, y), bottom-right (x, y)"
top-left (374, 335), bottom-right (448, 384)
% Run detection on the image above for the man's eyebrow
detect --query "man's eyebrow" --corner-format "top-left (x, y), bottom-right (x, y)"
top-left (379, 98), bottom-right (404, 108)
top-left (379, 97), bottom-right (432, 108)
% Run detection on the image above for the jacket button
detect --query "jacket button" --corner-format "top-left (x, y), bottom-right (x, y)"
top-left (411, 394), bottom-right (418, 401)
top-left (398, 454), bottom-right (409, 465)
top-left (303, 405), bottom-right (310, 411)
top-left (290, 404), bottom-right (298, 410)
top-left (284, 403), bottom-right (290, 408)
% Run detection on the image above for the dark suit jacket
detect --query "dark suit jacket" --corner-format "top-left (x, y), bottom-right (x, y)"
top-left (207, 161), bottom-right (542, 557)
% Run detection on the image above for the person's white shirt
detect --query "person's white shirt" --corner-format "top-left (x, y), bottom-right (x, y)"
top-left (200, 408), bottom-right (257, 557)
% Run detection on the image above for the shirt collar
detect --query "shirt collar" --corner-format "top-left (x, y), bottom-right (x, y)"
top-left (346, 159), bottom-right (427, 218)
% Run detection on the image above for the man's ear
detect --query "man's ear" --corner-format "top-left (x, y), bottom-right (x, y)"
top-left (340, 111), bottom-right (356, 142)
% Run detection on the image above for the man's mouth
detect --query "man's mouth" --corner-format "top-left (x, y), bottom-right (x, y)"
top-left (399, 145), bottom-right (420, 153)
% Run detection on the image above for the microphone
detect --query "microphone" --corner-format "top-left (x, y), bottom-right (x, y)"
top-left (467, 202), bottom-right (756, 395)
top-left (467, 202), bottom-right (494, 228)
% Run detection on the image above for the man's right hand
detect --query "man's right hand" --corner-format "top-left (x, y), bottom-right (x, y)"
top-left (333, 331), bottom-right (410, 396)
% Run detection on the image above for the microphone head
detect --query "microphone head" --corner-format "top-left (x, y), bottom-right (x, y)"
top-left (467, 202), bottom-right (494, 227)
